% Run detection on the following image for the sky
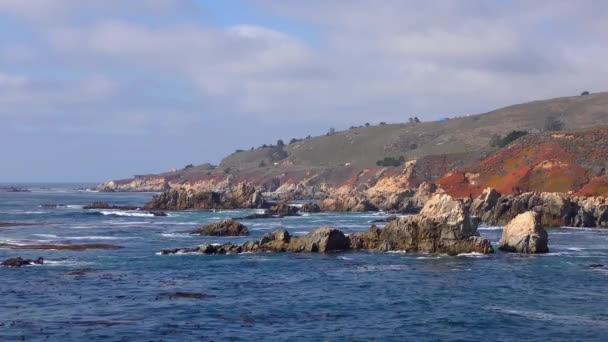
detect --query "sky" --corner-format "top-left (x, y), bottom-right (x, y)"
top-left (1, 0), bottom-right (607, 182)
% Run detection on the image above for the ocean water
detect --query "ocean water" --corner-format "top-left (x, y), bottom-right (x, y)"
top-left (1, 184), bottom-right (608, 341)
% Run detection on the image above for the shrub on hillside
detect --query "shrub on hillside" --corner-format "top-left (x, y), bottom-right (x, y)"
top-left (490, 130), bottom-right (528, 148)
top-left (376, 156), bottom-right (404, 167)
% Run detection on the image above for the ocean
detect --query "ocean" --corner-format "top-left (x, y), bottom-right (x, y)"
top-left (1, 183), bottom-right (607, 341)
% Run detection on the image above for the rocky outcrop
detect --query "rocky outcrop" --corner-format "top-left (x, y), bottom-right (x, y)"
top-left (499, 212), bottom-right (548, 253)
top-left (1, 257), bottom-right (44, 267)
top-left (320, 188), bottom-right (378, 212)
top-left (300, 203), bottom-right (321, 213)
top-left (144, 183), bottom-right (267, 210)
top-left (162, 194), bottom-right (493, 256)
top-left (96, 177), bottom-right (169, 192)
top-left (162, 227), bottom-right (350, 254)
top-left (192, 220), bottom-right (249, 236)
top-left (469, 188), bottom-right (608, 228)
top-left (373, 194), bottom-right (493, 255)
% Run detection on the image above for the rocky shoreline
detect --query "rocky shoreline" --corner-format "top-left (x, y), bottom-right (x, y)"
top-left (162, 194), bottom-right (495, 256)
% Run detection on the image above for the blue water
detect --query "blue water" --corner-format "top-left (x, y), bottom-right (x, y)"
top-left (1, 184), bottom-right (608, 341)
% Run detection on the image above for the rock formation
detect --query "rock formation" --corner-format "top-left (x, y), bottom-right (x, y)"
top-left (144, 182), bottom-right (267, 210)
top-left (1, 257), bottom-right (44, 267)
top-left (162, 194), bottom-right (494, 256)
top-left (469, 188), bottom-right (608, 228)
top-left (192, 219), bottom-right (249, 236)
top-left (300, 203), bottom-right (321, 213)
top-left (498, 211), bottom-right (548, 254)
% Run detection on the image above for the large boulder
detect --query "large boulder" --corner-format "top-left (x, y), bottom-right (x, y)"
top-left (285, 227), bottom-right (350, 252)
top-left (498, 211), bottom-right (548, 254)
top-left (379, 194), bottom-right (493, 254)
top-left (192, 219), bottom-right (249, 236)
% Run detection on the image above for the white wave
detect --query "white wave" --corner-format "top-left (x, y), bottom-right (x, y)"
top-left (99, 211), bottom-right (155, 217)
top-left (387, 250), bottom-right (408, 254)
top-left (457, 252), bottom-right (488, 258)
top-left (65, 236), bottom-right (128, 240)
top-left (65, 205), bottom-right (84, 209)
top-left (293, 231), bottom-right (310, 235)
top-left (478, 226), bottom-right (502, 230)
top-left (485, 306), bottom-right (608, 326)
top-left (338, 256), bottom-right (354, 260)
top-left (567, 247), bottom-right (585, 251)
top-left (43, 259), bottom-right (93, 267)
top-left (160, 233), bottom-right (193, 238)
top-left (23, 211), bottom-right (46, 214)
top-left (415, 256), bottom-right (442, 260)
top-left (33, 234), bottom-right (58, 238)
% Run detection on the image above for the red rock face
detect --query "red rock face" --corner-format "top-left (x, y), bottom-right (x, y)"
top-left (439, 128), bottom-right (608, 198)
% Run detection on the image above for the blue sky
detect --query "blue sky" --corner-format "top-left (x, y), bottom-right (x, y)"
top-left (1, 0), bottom-right (606, 182)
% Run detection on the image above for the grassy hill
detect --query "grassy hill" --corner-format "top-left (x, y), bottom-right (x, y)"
top-left (103, 92), bottom-right (608, 190)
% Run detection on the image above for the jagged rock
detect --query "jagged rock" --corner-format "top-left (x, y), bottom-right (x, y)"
top-left (268, 202), bottom-right (299, 215)
top-left (349, 225), bottom-right (383, 249)
top-left (163, 194), bottom-right (493, 256)
top-left (468, 188), bottom-right (608, 228)
top-left (300, 203), bottom-right (321, 213)
top-left (370, 215), bottom-right (398, 223)
top-left (192, 219), bottom-right (249, 236)
top-left (2, 257), bottom-right (44, 267)
top-left (320, 192), bottom-right (378, 212)
top-left (145, 182), bottom-right (267, 210)
top-left (285, 227), bottom-right (350, 252)
top-left (498, 211), bottom-right (548, 254)
top-left (377, 194), bottom-right (493, 255)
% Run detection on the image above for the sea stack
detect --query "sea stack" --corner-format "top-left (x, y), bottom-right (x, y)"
top-left (499, 211), bottom-right (549, 254)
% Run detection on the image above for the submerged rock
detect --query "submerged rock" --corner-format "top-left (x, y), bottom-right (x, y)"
top-left (192, 219), bottom-right (249, 236)
top-left (498, 211), bottom-right (548, 254)
top-left (83, 202), bottom-right (140, 210)
top-left (2, 257), bottom-right (44, 267)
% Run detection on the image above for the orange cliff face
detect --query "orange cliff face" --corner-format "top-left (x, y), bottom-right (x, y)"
top-left (438, 129), bottom-right (608, 198)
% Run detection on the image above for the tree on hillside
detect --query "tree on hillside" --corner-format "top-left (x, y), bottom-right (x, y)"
top-left (408, 117), bottom-right (414, 123)
top-left (289, 138), bottom-right (298, 144)
top-left (544, 116), bottom-right (564, 131)
top-left (277, 139), bottom-right (285, 147)
top-left (183, 164), bottom-right (194, 170)
top-left (327, 127), bottom-right (336, 136)
top-left (414, 117), bottom-right (421, 123)
top-left (365, 122), bottom-right (370, 127)
top-left (581, 91), bottom-right (590, 96)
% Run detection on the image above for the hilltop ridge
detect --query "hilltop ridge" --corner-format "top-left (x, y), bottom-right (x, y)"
top-left (98, 92), bottom-right (608, 196)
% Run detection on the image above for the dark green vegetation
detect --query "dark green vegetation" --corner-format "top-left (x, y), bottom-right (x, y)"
top-left (490, 131), bottom-right (529, 148)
